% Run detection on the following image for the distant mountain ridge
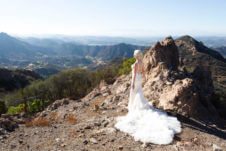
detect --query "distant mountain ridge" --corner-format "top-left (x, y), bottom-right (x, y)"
top-left (0, 33), bottom-right (146, 75)
top-left (0, 32), bottom-right (51, 60)
top-left (214, 46), bottom-right (226, 58)
top-left (176, 35), bottom-right (226, 62)
top-left (0, 33), bottom-right (145, 61)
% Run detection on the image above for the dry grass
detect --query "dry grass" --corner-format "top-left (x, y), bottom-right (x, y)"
top-left (66, 114), bottom-right (77, 125)
top-left (25, 117), bottom-right (50, 127)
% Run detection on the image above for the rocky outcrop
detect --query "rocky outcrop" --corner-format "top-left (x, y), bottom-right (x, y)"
top-left (143, 36), bottom-right (179, 72)
top-left (141, 37), bottom-right (218, 117)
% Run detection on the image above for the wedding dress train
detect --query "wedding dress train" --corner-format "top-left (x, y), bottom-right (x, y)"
top-left (114, 64), bottom-right (181, 144)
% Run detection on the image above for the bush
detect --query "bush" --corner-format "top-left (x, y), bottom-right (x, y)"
top-left (0, 101), bottom-right (6, 114)
top-left (7, 104), bottom-right (25, 115)
top-left (118, 58), bottom-right (136, 75)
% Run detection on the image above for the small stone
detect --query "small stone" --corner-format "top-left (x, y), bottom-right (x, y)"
top-left (34, 130), bottom-right (39, 135)
top-left (184, 141), bottom-right (192, 146)
top-left (142, 143), bottom-right (148, 148)
top-left (212, 144), bottom-right (223, 151)
top-left (62, 99), bottom-right (69, 105)
top-left (93, 104), bottom-right (99, 111)
top-left (83, 140), bottom-right (88, 145)
top-left (19, 140), bottom-right (23, 144)
top-left (69, 109), bottom-right (74, 112)
top-left (94, 122), bottom-right (101, 127)
top-left (10, 144), bottom-right (16, 149)
top-left (55, 138), bottom-right (60, 142)
top-left (90, 138), bottom-right (98, 144)
top-left (84, 125), bottom-right (91, 129)
top-left (176, 141), bottom-right (183, 146)
top-left (102, 93), bottom-right (109, 97)
top-left (2, 135), bottom-right (7, 139)
top-left (193, 137), bottom-right (198, 143)
top-left (100, 102), bottom-right (105, 107)
top-left (60, 143), bottom-right (66, 147)
top-left (118, 146), bottom-right (123, 150)
top-left (102, 120), bottom-right (109, 127)
top-left (113, 96), bottom-right (120, 102)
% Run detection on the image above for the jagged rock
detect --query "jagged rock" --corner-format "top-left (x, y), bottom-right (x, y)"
top-left (141, 37), bottom-right (218, 117)
top-left (143, 36), bottom-right (179, 72)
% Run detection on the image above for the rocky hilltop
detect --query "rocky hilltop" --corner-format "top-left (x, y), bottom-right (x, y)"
top-left (0, 37), bottom-right (226, 151)
top-left (175, 36), bottom-right (226, 118)
top-left (142, 36), bottom-right (219, 118)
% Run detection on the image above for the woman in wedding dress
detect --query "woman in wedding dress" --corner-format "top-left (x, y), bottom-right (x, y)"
top-left (114, 50), bottom-right (181, 145)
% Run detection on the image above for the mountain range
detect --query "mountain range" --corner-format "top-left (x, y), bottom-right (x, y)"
top-left (214, 46), bottom-right (226, 57)
top-left (0, 33), bottom-right (145, 73)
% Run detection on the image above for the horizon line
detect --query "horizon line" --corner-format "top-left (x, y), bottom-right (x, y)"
top-left (1, 32), bottom-right (226, 38)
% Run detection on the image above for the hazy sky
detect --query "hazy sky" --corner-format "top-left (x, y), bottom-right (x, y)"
top-left (0, 0), bottom-right (226, 37)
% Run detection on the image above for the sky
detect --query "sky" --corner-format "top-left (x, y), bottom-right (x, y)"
top-left (0, 0), bottom-right (226, 37)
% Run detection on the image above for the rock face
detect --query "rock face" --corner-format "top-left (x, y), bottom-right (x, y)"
top-left (143, 36), bottom-right (179, 71)
top-left (142, 36), bottom-right (218, 117)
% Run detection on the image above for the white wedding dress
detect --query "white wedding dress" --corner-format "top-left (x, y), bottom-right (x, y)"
top-left (114, 63), bottom-right (181, 144)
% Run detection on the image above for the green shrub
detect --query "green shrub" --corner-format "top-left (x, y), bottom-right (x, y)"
top-left (27, 99), bottom-right (45, 113)
top-left (118, 58), bottom-right (136, 75)
top-left (7, 104), bottom-right (25, 115)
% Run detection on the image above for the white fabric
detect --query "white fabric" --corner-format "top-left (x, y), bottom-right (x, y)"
top-left (114, 64), bottom-right (181, 144)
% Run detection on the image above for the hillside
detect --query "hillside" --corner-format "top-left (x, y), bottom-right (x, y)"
top-left (0, 33), bottom-right (145, 74)
top-left (175, 35), bottom-right (226, 117)
top-left (0, 68), bottom-right (41, 93)
top-left (0, 32), bottom-right (51, 60)
top-left (0, 36), bottom-right (225, 151)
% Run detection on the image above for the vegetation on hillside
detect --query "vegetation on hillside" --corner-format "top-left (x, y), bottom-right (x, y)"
top-left (1, 57), bottom-right (135, 115)
top-left (0, 68), bottom-right (41, 92)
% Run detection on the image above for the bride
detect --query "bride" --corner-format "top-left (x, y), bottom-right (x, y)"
top-left (114, 50), bottom-right (181, 145)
